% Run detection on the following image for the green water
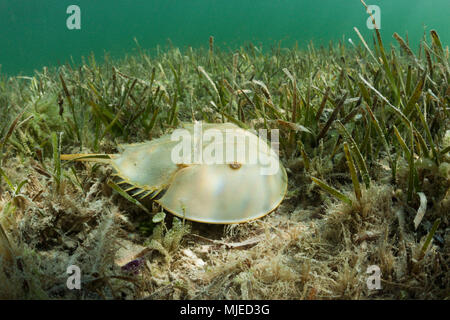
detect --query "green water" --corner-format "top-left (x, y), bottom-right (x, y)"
top-left (0, 0), bottom-right (449, 76)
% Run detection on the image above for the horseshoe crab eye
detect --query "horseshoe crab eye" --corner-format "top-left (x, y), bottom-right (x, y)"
top-left (229, 163), bottom-right (242, 170)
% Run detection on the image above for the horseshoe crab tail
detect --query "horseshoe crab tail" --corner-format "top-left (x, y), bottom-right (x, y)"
top-left (60, 153), bottom-right (116, 163)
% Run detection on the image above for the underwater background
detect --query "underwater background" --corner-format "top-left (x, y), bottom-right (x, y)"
top-left (0, 0), bottom-right (449, 300)
top-left (1, 0), bottom-right (449, 76)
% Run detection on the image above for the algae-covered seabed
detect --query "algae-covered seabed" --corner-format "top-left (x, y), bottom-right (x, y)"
top-left (0, 28), bottom-right (448, 299)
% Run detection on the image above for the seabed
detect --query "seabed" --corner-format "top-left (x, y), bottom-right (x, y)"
top-left (0, 29), bottom-right (448, 299)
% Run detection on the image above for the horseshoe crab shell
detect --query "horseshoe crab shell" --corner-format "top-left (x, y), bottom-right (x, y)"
top-left (62, 122), bottom-right (287, 224)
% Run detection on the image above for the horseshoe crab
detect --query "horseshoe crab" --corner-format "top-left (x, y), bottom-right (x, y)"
top-left (61, 122), bottom-right (287, 224)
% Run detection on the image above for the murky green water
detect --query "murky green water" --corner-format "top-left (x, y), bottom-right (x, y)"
top-left (0, 0), bottom-right (448, 76)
